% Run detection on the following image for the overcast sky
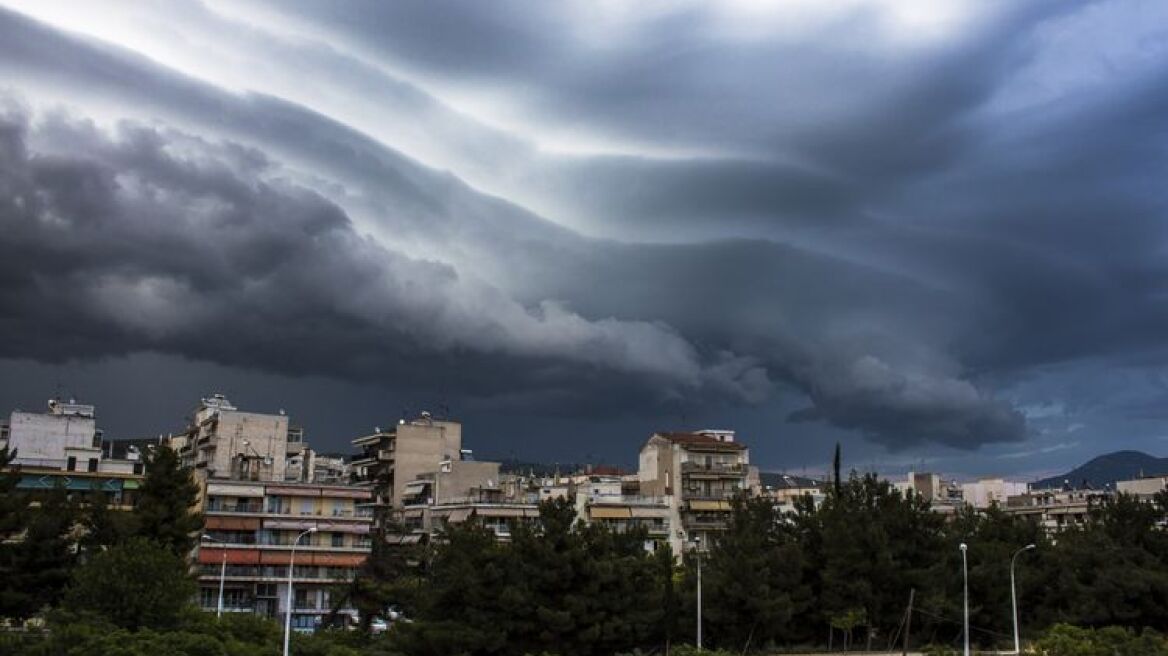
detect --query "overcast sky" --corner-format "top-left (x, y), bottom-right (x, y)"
top-left (1, 1), bottom-right (1167, 479)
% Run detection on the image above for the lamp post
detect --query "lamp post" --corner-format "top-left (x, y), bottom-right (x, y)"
top-left (1011, 544), bottom-right (1036, 655)
top-left (200, 534), bottom-right (227, 619)
top-left (283, 527), bottom-right (317, 656)
top-left (960, 543), bottom-right (969, 656)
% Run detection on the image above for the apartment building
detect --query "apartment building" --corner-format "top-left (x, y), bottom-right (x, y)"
top-left (638, 430), bottom-right (751, 554)
top-left (1004, 489), bottom-right (1111, 533)
top-left (1117, 476), bottom-right (1168, 498)
top-left (349, 412), bottom-right (462, 530)
top-left (0, 399), bottom-right (146, 506)
top-left (576, 473), bottom-right (672, 549)
top-left (176, 394), bottom-right (300, 482)
top-left (961, 478), bottom-right (1029, 509)
top-left (761, 473), bottom-right (826, 512)
top-left (197, 478), bottom-right (373, 628)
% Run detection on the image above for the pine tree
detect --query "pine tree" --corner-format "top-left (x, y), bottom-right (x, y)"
top-left (0, 485), bottom-right (80, 621)
top-left (135, 445), bottom-right (203, 556)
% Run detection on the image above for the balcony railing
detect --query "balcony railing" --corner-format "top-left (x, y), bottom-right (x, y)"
top-left (681, 462), bottom-right (746, 475)
top-left (198, 565), bottom-right (358, 580)
top-left (204, 503), bottom-right (373, 518)
top-left (205, 501), bottom-right (264, 513)
top-left (681, 490), bottom-right (741, 500)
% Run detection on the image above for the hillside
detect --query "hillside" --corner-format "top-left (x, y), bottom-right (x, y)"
top-left (1032, 450), bottom-right (1168, 490)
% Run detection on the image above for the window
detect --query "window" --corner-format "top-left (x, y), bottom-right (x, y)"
top-left (88, 458), bottom-right (98, 472)
top-left (331, 533), bottom-right (344, 547)
top-left (300, 499), bottom-right (314, 515)
top-left (66, 456), bottom-right (76, 471)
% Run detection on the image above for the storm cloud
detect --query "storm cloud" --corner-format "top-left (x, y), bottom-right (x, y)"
top-left (1, 1), bottom-right (1166, 469)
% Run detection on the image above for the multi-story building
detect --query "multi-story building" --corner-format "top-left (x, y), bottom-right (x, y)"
top-left (761, 473), bottom-right (826, 512)
top-left (638, 430), bottom-right (751, 554)
top-left (960, 478), bottom-right (1029, 509)
top-left (175, 393), bottom-right (374, 631)
top-left (1004, 488), bottom-right (1112, 533)
top-left (196, 478), bottom-right (373, 628)
top-left (177, 394), bottom-right (297, 482)
top-left (3, 398), bottom-right (103, 471)
top-left (349, 413), bottom-right (462, 530)
top-left (1117, 476), bottom-right (1168, 498)
top-left (575, 473), bottom-right (672, 550)
top-left (0, 399), bottom-right (146, 506)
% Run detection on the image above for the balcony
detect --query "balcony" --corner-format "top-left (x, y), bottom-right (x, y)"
top-left (681, 462), bottom-right (746, 478)
top-left (683, 515), bottom-right (731, 530)
top-left (198, 565), bottom-right (359, 581)
top-left (205, 501), bottom-right (264, 514)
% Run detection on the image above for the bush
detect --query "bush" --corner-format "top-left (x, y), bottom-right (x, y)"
top-left (61, 537), bottom-right (195, 630)
top-left (1033, 623), bottom-right (1168, 656)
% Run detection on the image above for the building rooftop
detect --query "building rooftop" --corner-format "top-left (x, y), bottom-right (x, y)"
top-left (653, 431), bottom-right (746, 451)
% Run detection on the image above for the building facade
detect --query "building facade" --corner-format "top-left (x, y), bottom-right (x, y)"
top-left (1, 399), bottom-right (146, 505)
top-left (177, 394), bottom-right (295, 482)
top-left (638, 430), bottom-right (751, 554)
top-left (350, 413), bottom-right (462, 531)
top-left (197, 478), bottom-right (373, 627)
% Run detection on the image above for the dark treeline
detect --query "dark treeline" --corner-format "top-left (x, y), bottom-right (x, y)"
top-left (340, 472), bottom-right (1168, 654)
top-left (7, 443), bottom-right (1168, 655)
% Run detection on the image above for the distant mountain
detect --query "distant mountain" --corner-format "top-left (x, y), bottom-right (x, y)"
top-left (1032, 450), bottom-right (1168, 490)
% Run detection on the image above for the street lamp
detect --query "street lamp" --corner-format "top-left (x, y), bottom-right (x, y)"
top-left (1011, 544), bottom-right (1036, 655)
top-left (200, 534), bottom-right (227, 619)
top-left (690, 536), bottom-right (703, 651)
top-left (959, 543), bottom-right (969, 656)
top-left (283, 527), bottom-right (317, 656)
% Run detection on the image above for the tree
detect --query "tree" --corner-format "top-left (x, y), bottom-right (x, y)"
top-left (135, 445), bottom-right (202, 556)
top-left (62, 537), bottom-right (196, 630)
top-left (0, 484), bottom-right (80, 621)
top-left (702, 494), bottom-right (808, 651)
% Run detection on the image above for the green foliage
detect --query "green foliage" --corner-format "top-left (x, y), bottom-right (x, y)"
top-left (0, 484), bottom-right (81, 620)
top-left (62, 537), bottom-right (196, 629)
top-left (1033, 623), bottom-right (1168, 656)
top-left (399, 497), bottom-right (672, 656)
top-left (135, 445), bottom-right (203, 557)
top-left (700, 494), bottom-right (809, 651)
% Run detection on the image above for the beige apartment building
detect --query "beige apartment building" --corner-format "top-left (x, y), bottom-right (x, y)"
top-left (176, 394), bottom-right (295, 482)
top-left (350, 412), bottom-right (463, 530)
top-left (638, 430), bottom-right (752, 554)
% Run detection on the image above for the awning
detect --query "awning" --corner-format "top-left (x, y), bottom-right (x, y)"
top-left (474, 507), bottom-right (527, 518)
top-left (320, 488), bottom-right (371, 500)
top-left (207, 483), bottom-right (263, 498)
top-left (198, 548), bottom-right (260, 566)
top-left (122, 479), bottom-right (141, 490)
top-left (443, 508), bottom-right (472, 523)
top-left (404, 481), bottom-right (429, 491)
top-left (266, 486), bottom-right (317, 497)
top-left (206, 516), bottom-right (262, 531)
top-left (630, 507), bottom-right (669, 518)
top-left (590, 506), bottom-right (633, 519)
top-left (18, 475), bottom-right (123, 491)
top-left (385, 533), bottom-right (423, 545)
top-left (689, 500), bottom-right (731, 511)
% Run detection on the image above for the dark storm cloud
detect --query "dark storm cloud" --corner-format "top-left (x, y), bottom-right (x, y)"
top-left (6, 1), bottom-right (1168, 459)
top-left (0, 108), bottom-right (764, 400)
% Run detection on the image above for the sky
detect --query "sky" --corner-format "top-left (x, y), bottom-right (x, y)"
top-left (1, 1), bottom-right (1167, 479)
